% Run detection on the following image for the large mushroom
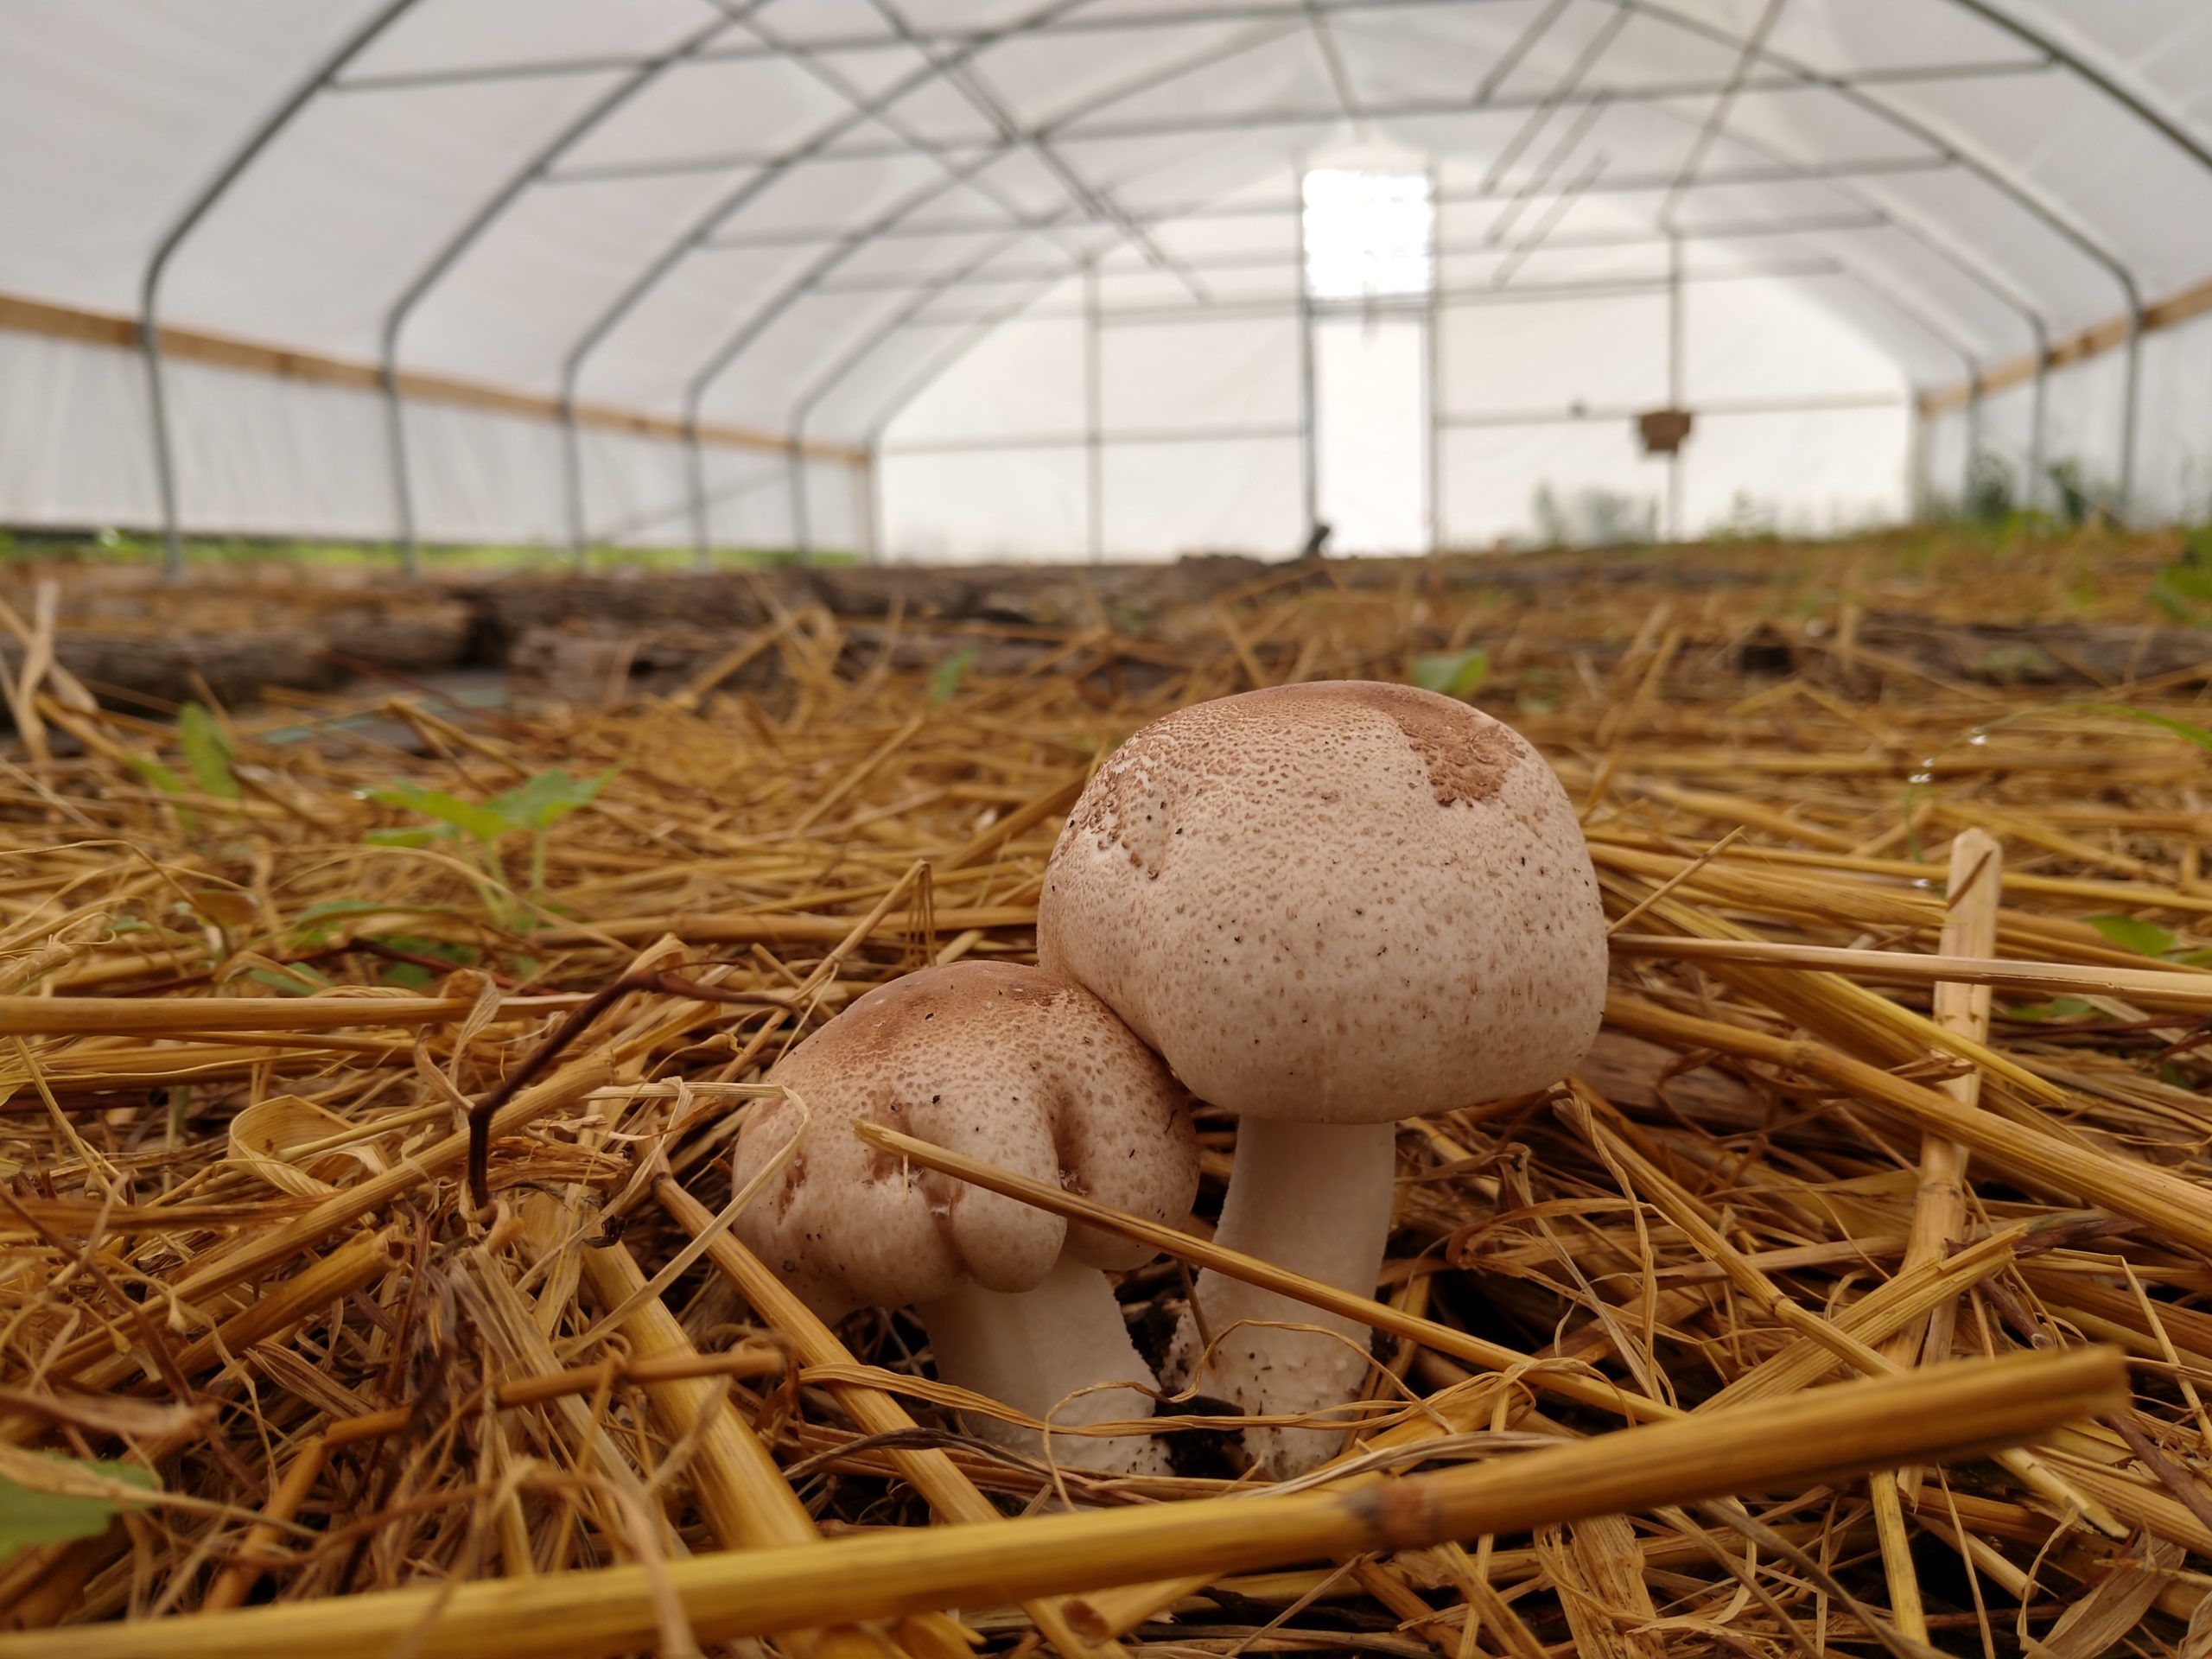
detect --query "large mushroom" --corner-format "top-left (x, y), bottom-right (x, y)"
top-left (730, 960), bottom-right (1198, 1475)
top-left (1037, 681), bottom-right (1607, 1474)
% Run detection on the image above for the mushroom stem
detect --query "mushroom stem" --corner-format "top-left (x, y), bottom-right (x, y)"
top-left (918, 1257), bottom-right (1166, 1477)
top-left (1184, 1117), bottom-right (1396, 1476)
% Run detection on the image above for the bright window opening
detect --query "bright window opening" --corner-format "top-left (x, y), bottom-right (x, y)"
top-left (1301, 169), bottom-right (1435, 302)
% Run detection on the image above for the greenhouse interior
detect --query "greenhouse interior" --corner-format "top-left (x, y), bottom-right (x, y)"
top-left (4, 3), bottom-right (2212, 1656)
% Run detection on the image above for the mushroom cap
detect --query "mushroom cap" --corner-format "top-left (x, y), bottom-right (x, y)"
top-left (1036, 681), bottom-right (1606, 1125)
top-left (730, 961), bottom-right (1198, 1323)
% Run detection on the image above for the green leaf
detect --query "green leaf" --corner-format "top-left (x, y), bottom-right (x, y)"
top-left (2005, 996), bottom-right (2096, 1023)
top-left (178, 703), bottom-right (240, 800)
top-left (929, 647), bottom-right (978, 705)
top-left (362, 827), bottom-right (439, 849)
top-left (486, 768), bottom-right (615, 834)
top-left (365, 783), bottom-right (512, 844)
top-left (380, 962), bottom-right (434, 990)
top-left (2085, 914), bottom-right (2177, 957)
top-left (382, 936), bottom-right (478, 966)
top-left (246, 962), bottom-right (334, 996)
top-left (1410, 648), bottom-right (1491, 701)
top-left (0, 1458), bottom-right (156, 1560)
top-left (2170, 947), bottom-right (2212, 968)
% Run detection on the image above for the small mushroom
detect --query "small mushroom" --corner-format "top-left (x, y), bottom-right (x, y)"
top-left (1038, 681), bottom-right (1606, 1474)
top-left (731, 961), bottom-right (1198, 1475)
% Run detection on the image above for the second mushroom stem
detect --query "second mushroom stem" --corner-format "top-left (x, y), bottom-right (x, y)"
top-left (1180, 1117), bottom-right (1397, 1476)
top-left (919, 1257), bottom-right (1167, 1477)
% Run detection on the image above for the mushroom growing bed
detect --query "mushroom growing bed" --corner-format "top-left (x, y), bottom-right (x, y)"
top-left (2, 529), bottom-right (2209, 1656)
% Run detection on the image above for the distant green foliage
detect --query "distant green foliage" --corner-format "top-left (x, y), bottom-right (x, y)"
top-left (2044, 459), bottom-right (2101, 529)
top-left (1409, 648), bottom-right (1490, 701)
top-left (365, 766), bottom-right (615, 926)
top-left (2149, 526), bottom-right (2212, 627)
top-left (0, 1458), bottom-right (155, 1562)
top-left (1529, 483), bottom-right (1657, 550)
top-left (929, 647), bottom-right (978, 704)
top-left (177, 703), bottom-right (240, 800)
top-left (1964, 453), bottom-right (2016, 524)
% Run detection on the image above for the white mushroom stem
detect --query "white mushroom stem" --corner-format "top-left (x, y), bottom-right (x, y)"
top-left (1183, 1118), bottom-right (1397, 1477)
top-left (918, 1257), bottom-right (1166, 1476)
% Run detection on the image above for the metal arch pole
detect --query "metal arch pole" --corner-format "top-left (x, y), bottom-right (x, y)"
top-left (1962, 373), bottom-right (1984, 507)
top-left (563, 408), bottom-right (589, 566)
top-left (1910, 387), bottom-right (1929, 518)
top-left (1084, 263), bottom-right (1105, 563)
top-left (1935, 0), bottom-right (2212, 175)
top-left (672, 14), bottom-right (1300, 507)
top-left (551, 0), bottom-right (1094, 563)
top-left (2118, 307), bottom-right (2145, 523)
top-left (381, 364), bottom-right (420, 575)
top-left (855, 0), bottom-right (1220, 298)
top-left (781, 137), bottom-right (1287, 455)
top-left (378, 11), bottom-right (744, 577)
top-left (561, 60), bottom-right (2054, 174)
top-left (1624, 1), bottom-right (2145, 334)
top-left (137, 0), bottom-right (422, 578)
top-left (1297, 173), bottom-right (1319, 546)
top-left (2027, 340), bottom-right (2050, 512)
top-left (677, 13), bottom-right (1309, 552)
top-left (1940, 0), bottom-right (2207, 526)
top-left (687, 412), bottom-right (714, 569)
top-left (859, 280), bottom-right (1095, 467)
top-left (860, 448), bottom-right (881, 564)
top-left (787, 440), bottom-right (811, 560)
top-left (1426, 167), bottom-right (1443, 555)
top-left (1623, 46), bottom-right (2074, 528)
top-left (1666, 230), bottom-right (1684, 541)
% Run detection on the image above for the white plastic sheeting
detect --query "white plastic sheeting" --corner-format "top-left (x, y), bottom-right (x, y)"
top-left (0, 0), bottom-right (2209, 558)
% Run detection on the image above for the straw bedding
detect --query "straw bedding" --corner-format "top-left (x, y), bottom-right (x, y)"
top-left (0, 533), bottom-right (2208, 1656)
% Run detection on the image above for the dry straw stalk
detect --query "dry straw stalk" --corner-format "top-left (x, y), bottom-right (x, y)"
top-left (13, 1348), bottom-right (2123, 1659)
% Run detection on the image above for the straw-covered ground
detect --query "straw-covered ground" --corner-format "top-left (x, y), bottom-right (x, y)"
top-left (1, 529), bottom-right (2210, 1657)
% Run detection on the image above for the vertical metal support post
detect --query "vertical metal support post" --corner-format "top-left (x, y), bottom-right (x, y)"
top-left (686, 416), bottom-right (712, 571)
top-left (135, 0), bottom-right (422, 581)
top-left (1907, 390), bottom-right (1930, 516)
top-left (856, 451), bottom-right (880, 563)
top-left (1084, 263), bottom-right (1105, 563)
top-left (561, 401), bottom-right (588, 567)
top-left (2117, 308), bottom-right (2144, 524)
top-left (1424, 168), bottom-right (1443, 555)
top-left (2026, 347), bottom-right (2049, 514)
top-left (1295, 172), bottom-right (1319, 544)
top-left (382, 365), bottom-right (420, 577)
top-left (1665, 232), bottom-right (1685, 541)
top-left (788, 441), bottom-right (812, 561)
top-left (1962, 376), bottom-right (1983, 509)
top-left (140, 322), bottom-right (186, 580)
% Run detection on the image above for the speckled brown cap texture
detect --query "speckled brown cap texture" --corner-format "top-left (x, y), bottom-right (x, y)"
top-left (731, 960), bottom-right (1198, 1321)
top-left (1037, 681), bottom-right (1607, 1123)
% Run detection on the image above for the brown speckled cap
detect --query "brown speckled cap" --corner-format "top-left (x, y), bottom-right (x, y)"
top-left (1037, 681), bottom-right (1607, 1123)
top-left (730, 961), bottom-right (1198, 1322)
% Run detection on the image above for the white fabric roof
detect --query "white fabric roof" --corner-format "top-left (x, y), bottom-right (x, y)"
top-left (3, 0), bottom-right (2210, 551)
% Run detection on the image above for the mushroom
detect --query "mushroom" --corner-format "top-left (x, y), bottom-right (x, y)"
top-left (730, 960), bottom-right (1198, 1475)
top-left (1037, 681), bottom-right (1606, 1474)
